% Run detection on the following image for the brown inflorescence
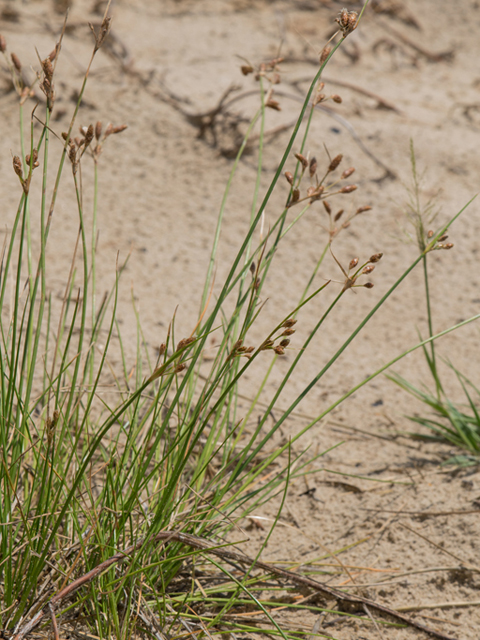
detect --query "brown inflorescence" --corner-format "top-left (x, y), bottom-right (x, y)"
top-left (335, 8), bottom-right (358, 37)
top-left (328, 154), bottom-right (343, 172)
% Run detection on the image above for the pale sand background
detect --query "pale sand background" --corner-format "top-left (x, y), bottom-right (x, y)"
top-left (1, 0), bottom-right (480, 637)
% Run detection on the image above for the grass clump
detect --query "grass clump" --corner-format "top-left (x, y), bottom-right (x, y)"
top-left (388, 142), bottom-right (480, 463)
top-left (1, 5), bottom-right (478, 640)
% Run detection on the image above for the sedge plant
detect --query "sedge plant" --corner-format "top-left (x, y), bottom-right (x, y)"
top-left (1, 5), bottom-right (479, 640)
top-left (388, 142), bottom-right (480, 463)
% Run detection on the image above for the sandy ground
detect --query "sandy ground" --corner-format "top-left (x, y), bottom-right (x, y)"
top-left (1, 0), bottom-right (480, 638)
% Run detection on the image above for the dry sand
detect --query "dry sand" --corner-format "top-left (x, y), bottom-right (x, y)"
top-left (1, 0), bottom-right (480, 638)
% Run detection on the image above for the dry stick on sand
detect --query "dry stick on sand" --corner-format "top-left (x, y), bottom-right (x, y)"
top-left (14, 531), bottom-right (458, 640)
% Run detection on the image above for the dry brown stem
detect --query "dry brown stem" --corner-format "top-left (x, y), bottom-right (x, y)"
top-left (13, 530), bottom-right (459, 640)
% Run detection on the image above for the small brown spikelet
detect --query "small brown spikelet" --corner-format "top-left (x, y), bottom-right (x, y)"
top-left (309, 156), bottom-right (317, 177)
top-left (25, 149), bottom-right (39, 169)
top-left (12, 155), bottom-right (23, 179)
top-left (158, 343), bottom-right (166, 357)
top-left (291, 187), bottom-right (300, 203)
top-left (48, 45), bottom-right (59, 62)
top-left (319, 45), bottom-right (332, 65)
top-left (362, 264), bottom-right (375, 274)
top-left (355, 205), bottom-right (372, 214)
top-left (282, 328), bottom-right (295, 336)
top-left (266, 98), bottom-right (281, 111)
top-left (323, 200), bottom-right (332, 215)
top-left (427, 229), bottom-right (434, 238)
top-left (104, 123), bottom-right (114, 138)
top-left (438, 234), bottom-right (448, 242)
top-left (0, 34), bottom-right (7, 53)
top-left (282, 318), bottom-right (297, 328)
top-left (274, 346), bottom-right (285, 356)
top-left (334, 209), bottom-right (344, 222)
top-left (260, 339), bottom-right (274, 350)
top-left (112, 124), bottom-right (128, 134)
top-left (340, 184), bottom-right (357, 193)
top-left (369, 252), bottom-right (383, 263)
top-left (84, 124), bottom-right (94, 149)
top-left (68, 143), bottom-right (77, 165)
top-left (336, 8), bottom-right (358, 37)
top-left (285, 171), bottom-right (294, 185)
top-left (313, 93), bottom-right (326, 107)
top-left (349, 257), bottom-right (359, 270)
top-left (174, 363), bottom-right (186, 373)
top-left (331, 94), bottom-right (342, 104)
top-left (11, 52), bottom-right (21, 72)
top-left (328, 154), bottom-right (343, 172)
top-left (42, 57), bottom-right (53, 80)
top-left (363, 282), bottom-right (374, 289)
top-left (279, 338), bottom-right (290, 348)
top-left (341, 167), bottom-right (355, 179)
top-left (294, 153), bottom-right (308, 170)
top-left (95, 121), bottom-right (102, 140)
top-left (241, 64), bottom-right (254, 75)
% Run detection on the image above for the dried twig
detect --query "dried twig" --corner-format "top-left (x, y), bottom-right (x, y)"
top-left (13, 531), bottom-right (459, 640)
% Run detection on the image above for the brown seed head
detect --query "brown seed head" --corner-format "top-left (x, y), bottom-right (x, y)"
top-left (11, 52), bottom-right (21, 72)
top-left (363, 282), bottom-right (374, 289)
top-left (68, 143), bottom-right (77, 165)
top-left (84, 124), bottom-right (94, 148)
top-left (328, 154), bottom-right (343, 172)
top-left (42, 57), bottom-right (53, 80)
top-left (336, 8), bottom-right (358, 37)
top-left (61, 132), bottom-right (68, 141)
top-left (340, 184), bottom-right (357, 193)
top-left (274, 346), bottom-right (285, 356)
top-left (241, 64), bottom-right (254, 75)
top-left (291, 187), bottom-right (300, 203)
top-left (427, 229), bottom-right (434, 238)
top-left (331, 94), bottom-right (342, 103)
top-left (266, 98), bottom-right (281, 111)
top-left (341, 167), bottom-right (355, 179)
top-left (294, 153), bottom-right (308, 170)
top-left (362, 264), bottom-right (375, 274)
top-left (25, 149), bottom-right (39, 169)
top-left (334, 209), bottom-right (344, 222)
top-left (282, 319), bottom-right (297, 328)
top-left (48, 45), bottom-right (59, 62)
top-left (319, 45), bottom-right (332, 65)
top-left (0, 34), bottom-right (7, 54)
top-left (158, 343), bottom-right (166, 356)
top-left (174, 363), bottom-right (186, 373)
top-left (438, 234), bottom-right (448, 242)
top-left (313, 93), bottom-right (326, 107)
top-left (12, 155), bottom-right (23, 179)
top-left (441, 242), bottom-right (454, 250)
top-left (355, 205), bottom-right (372, 214)
top-left (309, 156), bottom-right (317, 177)
top-left (260, 339), bottom-right (274, 350)
top-left (177, 337), bottom-right (195, 351)
top-left (272, 72), bottom-right (281, 85)
top-left (285, 171), bottom-right (294, 185)
top-left (279, 338), bottom-right (290, 348)
top-left (323, 200), bottom-right (332, 215)
top-left (112, 124), bottom-right (128, 134)
top-left (349, 257), bottom-right (359, 270)
top-left (282, 328), bottom-right (296, 336)
top-left (369, 252), bottom-right (383, 263)
top-left (104, 123), bottom-right (114, 138)
top-left (245, 346), bottom-right (255, 354)
top-left (95, 121), bottom-right (102, 140)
